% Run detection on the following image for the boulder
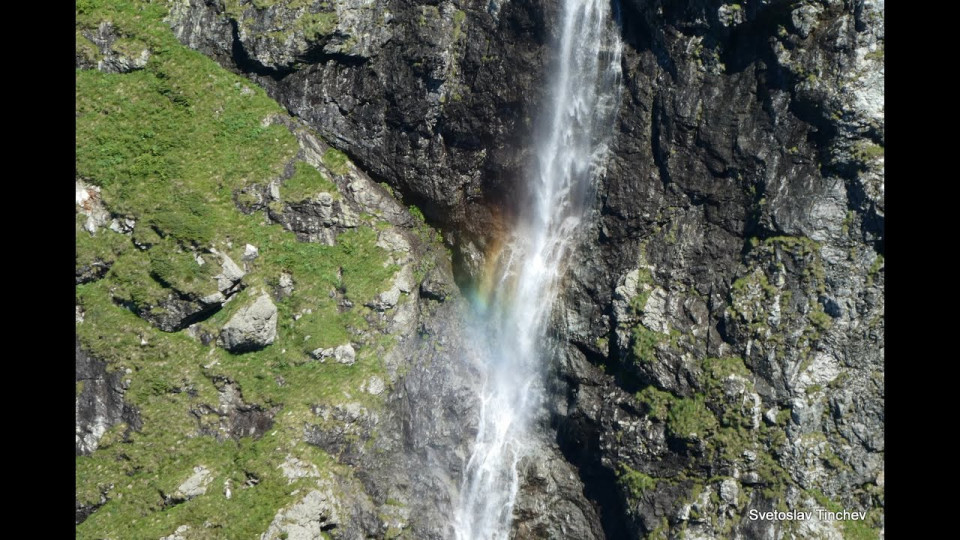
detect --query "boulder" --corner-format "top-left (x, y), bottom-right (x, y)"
top-left (219, 294), bottom-right (278, 353)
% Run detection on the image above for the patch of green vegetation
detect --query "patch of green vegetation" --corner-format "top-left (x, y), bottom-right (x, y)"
top-left (864, 46), bottom-right (884, 61)
top-left (763, 235), bottom-right (821, 257)
top-left (617, 464), bottom-right (658, 501)
top-left (76, 30), bottom-right (101, 64)
top-left (630, 324), bottom-right (661, 365)
top-left (627, 267), bottom-right (654, 313)
top-left (298, 11), bottom-right (338, 41)
top-left (701, 356), bottom-right (755, 426)
top-left (733, 238), bottom-right (828, 351)
top-left (808, 306), bottom-right (832, 331)
top-left (147, 238), bottom-right (218, 297)
top-left (76, 3), bottom-right (299, 246)
top-left (418, 5), bottom-right (440, 27)
top-left (668, 395), bottom-right (718, 440)
top-left (728, 268), bottom-right (779, 324)
top-left (866, 253), bottom-right (884, 286)
top-left (703, 356), bottom-right (750, 381)
top-left (731, 268), bottom-right (777, 298)
top-left (820, 447), bottom-right (848, 471)
top-left (322, 147), bottom-right (350, 175)
top-left (76, 2), bottom-right (401, 537)
top-left (112, 35), bottom-right (149, 58)
top-left (408, 204), bottom-right (426, 223)
top-left (76, 216), bottom-right (133, 275)
top-left (624, 268), bottom-right (677, 365)
top-left (852, 141), bottom-right (884, 163)
top-left (281, 161), bottom-right (338, 202)
top-left (806, 490), bottom-right (881, 540)
top-left (452, 9), bottom-right (467, 41)
top-left (841, 210), bottom-right (855, 235)
top-left (635, 386), bottom-right (673, 421)
top-left (107, 247), bottom-right (174, 310)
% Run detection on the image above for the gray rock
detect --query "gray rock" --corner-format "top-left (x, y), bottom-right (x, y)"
top-left (368, 285), bottom-right (402, 311)
top-left (791, 3), bottom-right (824, 38)
top-left (160, 525), bottom-right (191, 540)
top-left (376, 229), bottom-right (410, 255)
top-left (76, 339), bottom-right (141, 456)
top-left (740, 472), bottom-right (761, 485)
top-left (174, 466), bottom-right (212, 500)
top-left (420, 276), bottom-right (448, 303)
top-left (132, 248), bottom-right (248, 332)
top-left (77, 21), bottom-right (150, 73)
top-left (364, 376), bottom-right (385, 396)
top-left (309, 343), bottom-right (356, 366)
top-left (76, 179), bottom-right (111, 234)
top-left (212, 250), bottom-right (245, 295)
top-left (268, 194), bottom-right (359, 246)
top-left (309, 347), bottom-right (333, 362)
top-left (218, 294), bottom-right (278, 353)
top-left (278, 272), bottom-right (294, 296)
top-left (279, 455), bottom-right (321, 483)
top-left (720, 479), bottom-right (739, 505)
top-left (395, 264), bottom-right (415, 294)
top-left (334, 344), bottom-right (356, 365)
top-left (260, 489), bottom-right (340, 540)
top-left (242, 243), bottom-right (259, 261)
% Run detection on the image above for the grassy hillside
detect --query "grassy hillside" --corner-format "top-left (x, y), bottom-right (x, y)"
top-left (76, 2), bottom-right (400, 537)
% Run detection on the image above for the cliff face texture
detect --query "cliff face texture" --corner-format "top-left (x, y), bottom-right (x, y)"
top-left (77, 0), bottom-right (883, 538)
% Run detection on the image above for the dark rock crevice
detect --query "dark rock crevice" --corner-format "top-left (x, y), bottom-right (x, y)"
top-left (228, 18), bottom-right (295, 81)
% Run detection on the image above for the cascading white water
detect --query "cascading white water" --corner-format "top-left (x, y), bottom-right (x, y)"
top-left (452, 1), bottom-right (622, 538)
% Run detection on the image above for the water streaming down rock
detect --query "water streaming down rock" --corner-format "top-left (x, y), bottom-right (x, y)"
top-left (453, 1), bottom-right (623, 538)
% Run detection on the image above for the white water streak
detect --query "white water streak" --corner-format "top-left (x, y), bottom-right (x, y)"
top-left (453, 0), bottom-right (622, 538)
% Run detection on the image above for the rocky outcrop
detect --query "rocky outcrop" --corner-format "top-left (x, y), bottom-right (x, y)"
top-left (136, 249), bottom-right (247, 332)
top-left (310, 343), bottom-right (356, 364)
top-left (170, 466), bottom-right (213, 502)
top-left (76, 338), bottom-right (141, 456)
top-left (219, 293), bottom-right (279, 352)
top-left (191, 379), bottom-right (279, 441)
top-left (77, 20), bottom-right (151, 73)
top-left (261, 479), bottom-right (380, 540)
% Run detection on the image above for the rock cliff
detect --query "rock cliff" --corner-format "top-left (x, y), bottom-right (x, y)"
top-left (77, 0), bottom-right (883, 538)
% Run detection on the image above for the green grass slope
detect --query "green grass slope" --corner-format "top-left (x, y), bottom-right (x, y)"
top-left (76, 2), bottom-right (400, 537)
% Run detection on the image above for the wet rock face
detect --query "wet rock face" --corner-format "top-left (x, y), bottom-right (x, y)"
top-left (167, 0), bottom-right (883, 537)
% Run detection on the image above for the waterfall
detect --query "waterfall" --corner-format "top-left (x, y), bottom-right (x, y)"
top-left (452, 0), bottom-right (622, 538)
